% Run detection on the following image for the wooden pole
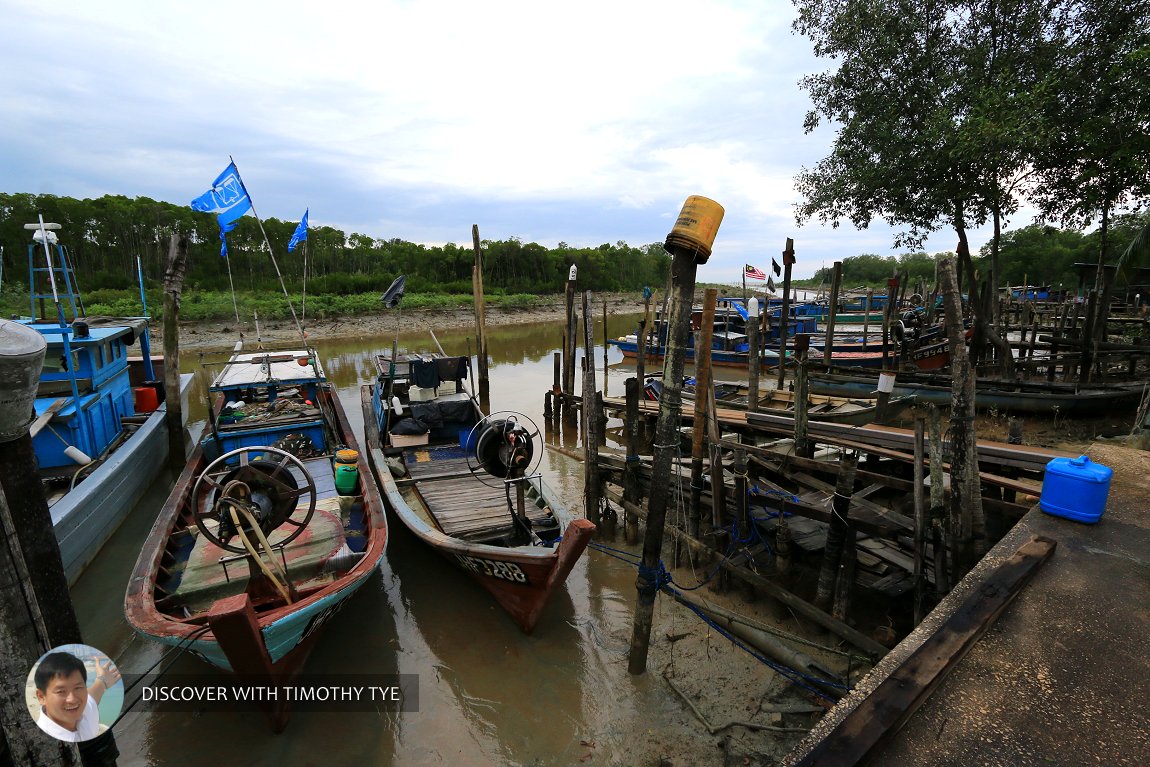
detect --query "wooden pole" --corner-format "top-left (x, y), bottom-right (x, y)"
top-left (623, 377), bottom-right (642, 544)
top-left (581, 293), bottom-right (601, 528)
top-left (628, 248), bottom-right (700, 675)
top-left (688, 289), bottom-right (719, 550)
top-left (162, 233), bottom-right (189, 469)
top-left (814, 452), bottom-right (858, 611)
top-left (912, 414), bottom-right (927, 625)
top-left (793, 337), bottom-right (812, 458)
top-left (636, 289), bottom-right (652, 384)
top-left (928, 404), bottom-right (949, 596)
top-left (564, 267), bottom-right (577, 396)
top-left (602, 300), bottom-right (609, 396)
top-left (746, 298), bottom-right (761, 412)
top-left (776, 238), bottom-right (795, 388)
top-left (823, 261), bottom-right (843, 366)
top-left (862, 288), bottom-right (874, 350)
top-left (471, 225), bottom-right (490, 401)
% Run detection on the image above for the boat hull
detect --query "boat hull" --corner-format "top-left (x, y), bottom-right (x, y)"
top-left (126, 372), bottom-right (387, 732)
top-left (51, 373), bottom-right (193, 585)
top-left (360, 384), bottom-right (594, 634)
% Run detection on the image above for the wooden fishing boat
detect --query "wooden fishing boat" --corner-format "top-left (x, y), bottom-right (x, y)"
top-left (16, 220), bottom-right (193, 584)
top-left (648, 378), bottom-right (915, 426)
top-left (125, 344), bottom-right (387, 731)
top-left (807, 370), bottom-right (1147, 415)
top-left (361, 351), bottom-right (595, 634)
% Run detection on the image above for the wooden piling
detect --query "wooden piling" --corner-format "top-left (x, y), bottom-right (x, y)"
top-left (814, 452), bottom-right (858, 612)
top-left (628, 245), bottom-right (701, 675)
top-left (602, 300), bottom-right (609, 396)
top-left (623, 377), bottom-right (642, 544)
top-left (862, 288), bottom-right (874, 350)
top-left (912, 414), bottom-right (927, 625)
top-left (776, 238), bottom-right (795, 388)
top-left (927, 405), bottom-right (950, 596)
top-left (564, 267), bottom-right (577, 396)
top-left (794, 338), bottom-right (812, 458)
top-left (823, 261), bottom-right (843, 367)
top-left (581, 293), bottom-right (601, 528)
top-left (636, 289), bottom-right (652, 384)
top-left (163, 232), bottom-right (189, 468)
top-left (471, 225), bottom-right (490, 400)
top-left (688, 289), bottom-right (719, 551)
top-left (746, 298), bottom-right (761, 412)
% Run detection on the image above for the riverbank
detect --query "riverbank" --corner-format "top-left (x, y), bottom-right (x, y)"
top-left (173, 291), bottom-right (650, 350)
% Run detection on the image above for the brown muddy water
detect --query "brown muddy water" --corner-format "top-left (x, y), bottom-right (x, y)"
top-left (70, 313), bottom-right (1135, 766)
top-left (69, 313), bottom-right (738, 767)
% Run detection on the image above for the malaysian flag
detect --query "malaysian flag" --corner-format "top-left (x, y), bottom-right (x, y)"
top-left (745, 263), bottom-right (767, 280)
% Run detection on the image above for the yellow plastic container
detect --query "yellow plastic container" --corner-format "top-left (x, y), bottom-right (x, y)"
top-left (664, 195), bottom-right (724, 264)
top-left (335, 448), bottom-right (359, 464)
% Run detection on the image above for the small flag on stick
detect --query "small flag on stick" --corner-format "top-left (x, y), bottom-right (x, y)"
top-left (772, 258), bottom-right (782, 276)
top-left (767, 276), bottom-right (776, 293)
top-left (745, 264), bottom-right (767, 280)
top-left (288, 209), bottom-right (309, 252)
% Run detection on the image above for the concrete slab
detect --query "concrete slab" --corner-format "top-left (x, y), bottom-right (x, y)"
top-left (782, 441), bottom-right (1150, 766)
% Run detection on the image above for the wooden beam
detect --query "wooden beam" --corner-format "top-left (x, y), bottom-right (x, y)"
top-left (793, 535), bottom-right (1056, 767)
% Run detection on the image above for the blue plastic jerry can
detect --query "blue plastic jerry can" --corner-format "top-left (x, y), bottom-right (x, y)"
top-left (1039, 455), bottom-right (1113, 524)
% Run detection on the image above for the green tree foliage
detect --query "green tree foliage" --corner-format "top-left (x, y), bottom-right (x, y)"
top-left (0, 193), bottom-right (670, 298)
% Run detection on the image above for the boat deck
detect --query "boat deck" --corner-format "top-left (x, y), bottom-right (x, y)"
top-left (402, 445), bottom-right (555, 543)
top-left (163, 457), bottom-right (365, 612)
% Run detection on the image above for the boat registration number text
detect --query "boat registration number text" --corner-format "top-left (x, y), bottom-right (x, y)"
top-left (455, 555), bottom-right (528, 584)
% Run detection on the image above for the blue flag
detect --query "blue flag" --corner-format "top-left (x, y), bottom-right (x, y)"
top-left (288, 209), bottom-right (309, 252)
top-left (219, 220), bottom-right (237, 258)
top-left (191, 162), bottom-right (252, 227)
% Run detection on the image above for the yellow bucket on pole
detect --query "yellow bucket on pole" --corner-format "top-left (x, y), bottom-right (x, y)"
top-left (664, 195), bottom-right (724, 264)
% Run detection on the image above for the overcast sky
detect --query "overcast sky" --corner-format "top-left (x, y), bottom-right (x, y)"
top-left (1, 0), bottom-right (1006, 283)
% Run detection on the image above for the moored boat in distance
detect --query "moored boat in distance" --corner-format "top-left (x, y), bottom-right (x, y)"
top-left (17, 220), bottom-right (192, 584)
top-left (361, 351), bottom-right (595, 634)
top-left (125, 344), bottom-right (387, 731)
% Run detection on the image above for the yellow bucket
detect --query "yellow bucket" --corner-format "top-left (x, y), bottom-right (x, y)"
top-left (664, 195), bottom-right (724, 264)
top-left (335, 448), bottom-right (359, 464)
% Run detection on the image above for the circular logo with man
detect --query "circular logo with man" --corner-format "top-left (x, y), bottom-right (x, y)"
top-left (26, 644), bottom-right (123, 742)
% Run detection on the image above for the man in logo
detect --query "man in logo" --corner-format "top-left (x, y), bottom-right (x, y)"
top-left (33, 651), bottom-right (120, 742)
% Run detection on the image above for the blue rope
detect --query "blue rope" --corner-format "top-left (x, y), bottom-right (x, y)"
top-left (664, 582), bottom-right (847, 701)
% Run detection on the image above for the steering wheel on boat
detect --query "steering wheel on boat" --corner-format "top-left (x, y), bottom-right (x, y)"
top-left (191, 446), bottom-right (318, 554)
top-left (464, 411), bottom-right (542, 487)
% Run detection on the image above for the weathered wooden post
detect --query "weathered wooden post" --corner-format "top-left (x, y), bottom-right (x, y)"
top-left (776, 239), bottom-right (796, 388)
top-left (630, 195), bottom-right (722, 675)
top-left (0, 320), bottom-right (103, 766)
top-left (581, 293), bottom-right (601, 529)
top-left (564, 265), bottom-right (578, 398)
top-left (636, 287), bottom-right (652, 385)
top-left (823, 261), bottom-right (843, 367)
top-left (814, 452), bottom-right (858, 611)
top-left (862, 288), bottom-right (874, 350)
top-left (602, 301), bottom-right (609, 396)
top-left (793, 335), bottom-right (813, 458)
top-left (551, 351), bottom-right (562, 419)
top-left (939, 256), bottom-right (986, 574)
top-left (912, 414), bottom-right (927, 625)
top-left (746, 297), bottom-right (761, 412)
top-left (622, 377), bottom-right (642, 544)
top-left (471, 225), bottom-right (490, 401)
top-left (927, 404), bottom-right (949, 596)
top-left (162, 233), bottom-right (189, 468)
top-left (688, 289), bottom-right (719, 558)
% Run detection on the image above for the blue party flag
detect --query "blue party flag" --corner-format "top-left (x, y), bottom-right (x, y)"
top-left (191, 162), bottom-right (252, 227)
top-left (288, 209), bottom-right (309, 252)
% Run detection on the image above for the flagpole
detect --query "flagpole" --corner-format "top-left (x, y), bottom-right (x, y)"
top-left (302, 238), bottom-right (309, 324)
top-left (224, 246), bottom-right (241, 327)
top-left (229, 156), bottom-right (307, 342)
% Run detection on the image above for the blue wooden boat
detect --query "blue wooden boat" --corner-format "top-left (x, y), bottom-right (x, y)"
top-left (17, 221), bottom-right (192, 584)
top-left (126, 344), bottom-right (388, 732)
top-left (807, 370), bottom-right (1146, 415)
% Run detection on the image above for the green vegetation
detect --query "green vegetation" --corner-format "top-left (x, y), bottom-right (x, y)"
top-left (0, 193), bottom-right (671, 319)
